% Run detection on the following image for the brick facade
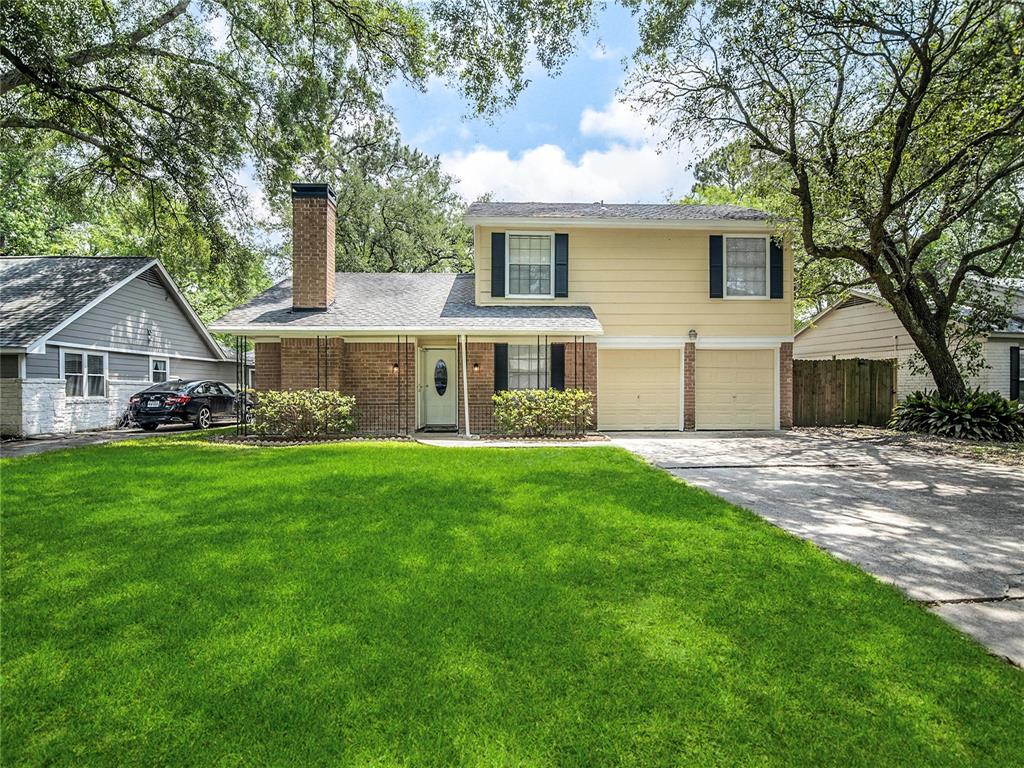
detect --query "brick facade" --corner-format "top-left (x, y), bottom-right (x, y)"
top-left (340, 342), bottom-right (417, 433)
top-left (779, 341), bottom-right (793, 429)
top-left (457, 342), bottom-right (495, 433)
top-left (564, 341), bottom-right (598, 427)
top-left (279, 338), bottom-right (343, 391)
top-left (291, 194), bottom-right (336, 310)
top-left (683, 342), bottom-right (695, 430)
top-left (254, 342), bottom-right (281, 391)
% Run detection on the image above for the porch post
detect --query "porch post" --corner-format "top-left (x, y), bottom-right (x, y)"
top-left (460, 334), bottom-right (471, 437)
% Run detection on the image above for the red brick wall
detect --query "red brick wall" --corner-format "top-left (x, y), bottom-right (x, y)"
top-left (564, 341), bottom-right (598, 427)
top-left (780, 341), bottom-right (793, 429)
top-left (341, 342), bottom-right (417, 433)
top-left (292, 195), bottom-right (336, 309)
top-left (254, 342), bottom-right (281, 391)
top-left (279, 338), bottom-right (343, 391)
top-left (458, 342), bottom-right (495, 432)
top-left (683, 342), bottom-right (695, 430)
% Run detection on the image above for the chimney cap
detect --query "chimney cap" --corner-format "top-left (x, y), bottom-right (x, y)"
top-left (291, 182), bottom-right (336, 203)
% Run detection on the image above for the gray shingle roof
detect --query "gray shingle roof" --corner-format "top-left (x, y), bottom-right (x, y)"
top-left (211, 273), bottom-right (603, 334)
top-left (464, 201), bottom-right (772, 221)
top-left (0, 256), bottom-right (153, 348)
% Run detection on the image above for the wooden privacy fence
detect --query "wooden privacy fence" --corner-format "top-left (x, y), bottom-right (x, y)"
top-left (793, 358), bottom-right (896, 427)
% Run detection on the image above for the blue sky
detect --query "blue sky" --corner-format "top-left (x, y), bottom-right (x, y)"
top-left (386, 4), bottom-right (698, 203)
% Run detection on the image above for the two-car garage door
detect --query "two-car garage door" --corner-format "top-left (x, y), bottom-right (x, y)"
top-left (597, 347), bottom-right (775, 430)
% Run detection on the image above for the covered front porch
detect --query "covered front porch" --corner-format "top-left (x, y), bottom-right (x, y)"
top-left (232, 332), bottom-right (598, 436)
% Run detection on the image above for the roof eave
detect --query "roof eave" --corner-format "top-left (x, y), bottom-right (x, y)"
top-left (208, 323), bottom-right (604, 337)
top-left (462, 215), bottom-right (777, 231)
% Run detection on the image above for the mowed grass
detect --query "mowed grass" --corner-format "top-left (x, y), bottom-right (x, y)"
top-left (2, 438), bottom-right (1022, 767)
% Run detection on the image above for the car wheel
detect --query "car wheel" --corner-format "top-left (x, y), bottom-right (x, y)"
top-left (140, 423), bottom-right (159, 432)
top-left (194, 406), bottom-right (212, 430)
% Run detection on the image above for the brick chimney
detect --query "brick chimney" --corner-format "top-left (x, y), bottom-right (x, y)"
top-left (291, 182), bottom-right (336, 310)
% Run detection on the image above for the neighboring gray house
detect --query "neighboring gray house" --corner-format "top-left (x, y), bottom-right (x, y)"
top-left (0, 256), bottom-right (241, 436)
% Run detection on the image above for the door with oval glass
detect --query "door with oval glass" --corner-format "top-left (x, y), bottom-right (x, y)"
top-left (423, 348), bottom-right (458, 428)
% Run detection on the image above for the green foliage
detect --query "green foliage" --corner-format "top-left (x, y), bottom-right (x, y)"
top-left (1, 0), bottom-right (596, 284)
top-left (889, 389), bottom-right (1024, 442)
top-left (251, 389), bottom-right (356, 437)
top-left (492, 388), bottom-right (594, 436)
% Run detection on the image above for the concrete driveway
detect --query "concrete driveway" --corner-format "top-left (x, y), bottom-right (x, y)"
top-left (611, 430), bottom-right (1024, 666)
top-left (1, 423), bottom-right (220, 458)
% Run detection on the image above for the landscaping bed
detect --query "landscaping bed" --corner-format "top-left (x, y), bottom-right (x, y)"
top-left (3, 441), bottom-right (1022, 766)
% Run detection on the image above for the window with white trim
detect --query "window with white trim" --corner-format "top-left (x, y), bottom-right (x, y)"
top-left (725, 236), bottom-right (768, 298)
top-left (507, 234), bottom-right (553, 297)
top-left (63, 350), bottom-right (106, 398)
top-left (508, 344), bottom-right (549, 390)
top-left (151, 357), bottom-right (169, 383)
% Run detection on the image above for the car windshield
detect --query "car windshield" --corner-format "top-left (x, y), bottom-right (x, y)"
top-left (141, 379), bottom-right (191, 393)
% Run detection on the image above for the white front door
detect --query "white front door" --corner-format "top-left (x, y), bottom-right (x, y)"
top-left (423, 348), bottom-right (458, 427)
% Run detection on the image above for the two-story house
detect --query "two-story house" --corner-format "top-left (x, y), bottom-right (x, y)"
top-left (211, 183), bottom-right (794, 433)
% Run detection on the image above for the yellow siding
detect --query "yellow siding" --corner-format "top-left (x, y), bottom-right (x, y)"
top-left (695, 349), bottom-right (775, 430)
top-left (475, 227), bottom-right (794, 338)
top-left (598, 349), bottom-right (680, 430)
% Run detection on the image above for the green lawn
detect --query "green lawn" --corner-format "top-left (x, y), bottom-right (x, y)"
top-left (2, 438), bottom-right (1022, 766)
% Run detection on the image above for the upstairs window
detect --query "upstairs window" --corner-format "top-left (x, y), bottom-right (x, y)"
top-left (725, 236), bottom-right (768, 298)
top-left (508, 344), bottom-right (549, 390)
top-left (507, 234), bottom-right (554, 297)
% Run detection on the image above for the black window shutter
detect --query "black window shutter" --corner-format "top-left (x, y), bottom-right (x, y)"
top-left (494, 343), bottom-right (508, 392)
top-left (769, 238), bottom-right (784, 299)
top-left (1011, 346), bottom-right (1020, 400)
top-left (550, 343), bottom-right (565, 390)
top-left (491, 232), bottom-right (505, 298)
top-left (554, 234), bottom-right (569, 297)
top-left (709, 235), bottom-right (724, 298)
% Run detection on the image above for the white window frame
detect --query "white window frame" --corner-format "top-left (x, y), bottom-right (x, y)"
top-left (60, 348), bottom-right (108, 400)
top-left (508, 343), bottom-right (550, 390)
top-left (505, 232), bottom-right (556, 299)
top-left (150, 356), bottom-right (170, 383)
top-left (723, 234), bottom-right (770, 300)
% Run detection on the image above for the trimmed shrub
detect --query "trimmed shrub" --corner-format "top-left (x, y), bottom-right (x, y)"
top-left (492, 388), bottom-right (595, 436)
top-left (251, 390), bottom-right (356, 437)
top-left (888, 389), bottom-right (1024, 442)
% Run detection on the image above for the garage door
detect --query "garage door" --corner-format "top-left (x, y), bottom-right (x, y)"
top-left (695, 349), bottom-right (775, 430)
top-left (598, 349), bottom-right (680, 430)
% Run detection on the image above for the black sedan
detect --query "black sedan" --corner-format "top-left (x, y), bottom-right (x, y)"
top-left (130, 379), bottom-right (241, 431)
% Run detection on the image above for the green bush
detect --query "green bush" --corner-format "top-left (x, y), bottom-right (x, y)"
top-left (492, 388), bottom-right (595, 436)
top-left (888, 389), bottom-right (1024, 442)
top-left (251, 390), bottom-right (356, 437)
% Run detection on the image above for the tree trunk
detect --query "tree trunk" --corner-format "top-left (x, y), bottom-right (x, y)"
top-left (888, 299), bottom-right (968, 400)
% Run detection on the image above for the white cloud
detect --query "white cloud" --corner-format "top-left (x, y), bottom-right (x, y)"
top-left (579, 97), bottom-right (662, 145)
top-left (440, 142), bottom-right (694, 203)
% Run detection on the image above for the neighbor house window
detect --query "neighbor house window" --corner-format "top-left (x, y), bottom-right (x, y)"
top-left (62, 350), bottom-right (106, 398)
top-left (507, 234), bottom-right (554, 297)
top-left (508, 344), bottom-right (549, 390)
top-left (725, 235), bottom-right (769, 298)
top-left (151, 357), bottom-right (169, 383)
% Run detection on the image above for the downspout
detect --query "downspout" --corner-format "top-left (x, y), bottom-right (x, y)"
top-left (460, 334), bottom-right (471, 437)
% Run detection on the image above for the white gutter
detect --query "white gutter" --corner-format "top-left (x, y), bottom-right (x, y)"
top-left (460, 334), bottom-right (471, 437)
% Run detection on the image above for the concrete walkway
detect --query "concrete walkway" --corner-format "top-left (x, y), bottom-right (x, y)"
top-left (611, 431), bottom-right (1024, 666)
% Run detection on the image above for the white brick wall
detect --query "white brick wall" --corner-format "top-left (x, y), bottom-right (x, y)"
top-left (1, 378), bottom-right (150, 436)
